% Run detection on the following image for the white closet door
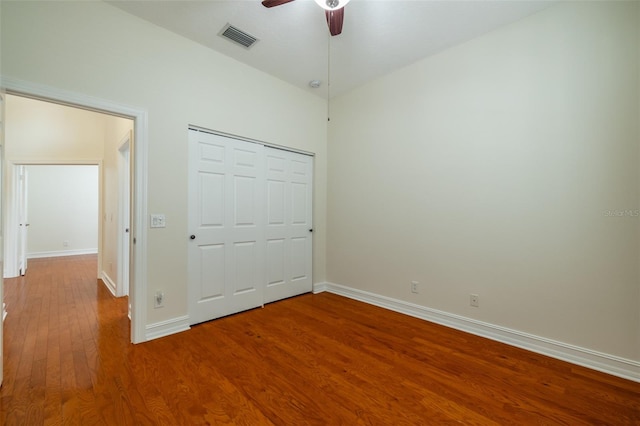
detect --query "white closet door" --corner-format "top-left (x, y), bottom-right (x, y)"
top-left (264, 147), bottom-right (313, 303)
top-left (188, 130), bottom-right (265, 325)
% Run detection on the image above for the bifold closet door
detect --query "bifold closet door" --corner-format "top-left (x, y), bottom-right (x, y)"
top-left (264, 147), bottom-right (313, 303)
top-left (188, 130), bottom-right (313, 325)
top-left (188, 130), bottom-right (265, 325)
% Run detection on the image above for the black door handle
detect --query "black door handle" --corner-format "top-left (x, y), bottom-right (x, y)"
top-left (190, 235), bottom-right (196, 240)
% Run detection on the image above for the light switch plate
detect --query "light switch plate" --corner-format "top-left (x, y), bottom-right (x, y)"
top-left (150, 214), bottom-right (166, 228)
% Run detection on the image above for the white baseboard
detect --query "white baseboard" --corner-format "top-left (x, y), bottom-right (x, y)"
top-left (28, 248), bottom-right (98, 259)
top-left (145, 315), bottom-right (191, 341)
top-left (312, 282), bottom-right (328, 294)
top-left (314, 281), bottom-right (640, 383)
top-left (101, 272), bottom-right (117, 297)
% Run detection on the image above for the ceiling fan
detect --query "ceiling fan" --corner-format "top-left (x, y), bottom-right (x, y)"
top-left (262, 0), bottom-right (350, 36)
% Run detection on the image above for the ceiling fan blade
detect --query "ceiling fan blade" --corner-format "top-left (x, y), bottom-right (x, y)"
top-left (262, 0), bottom-right (295, 7)
top-left (325, 7), bottom-right (344, 36)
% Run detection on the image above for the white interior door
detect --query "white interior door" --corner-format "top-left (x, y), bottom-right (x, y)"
top-left (118, 134), bottom-right (131, 298)
top-left (17, 165), bottom-right (28, 276)
top-left (264, 147), bottom-right (313, 303)
top-left (188, 130), bottom-right (265, 325)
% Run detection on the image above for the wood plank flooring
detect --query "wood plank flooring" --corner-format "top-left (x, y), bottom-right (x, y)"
top-left (1, 255), bottom-right (639, 425)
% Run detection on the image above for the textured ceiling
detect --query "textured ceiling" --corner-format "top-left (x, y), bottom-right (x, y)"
top-left (109, 0), bottom-right (554, 98)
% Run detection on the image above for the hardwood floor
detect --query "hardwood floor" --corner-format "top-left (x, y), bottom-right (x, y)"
top-left (1, 255), bottom-right (639, 425)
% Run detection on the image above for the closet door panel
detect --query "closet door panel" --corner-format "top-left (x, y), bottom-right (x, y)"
top-left (188, 130), bottom-right (265, 325)
top-left (264, 147), bottom-right (313, 303)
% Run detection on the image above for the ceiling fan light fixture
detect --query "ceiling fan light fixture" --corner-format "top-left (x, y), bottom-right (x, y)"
top-left (314, 0), bottom-right (350, 11)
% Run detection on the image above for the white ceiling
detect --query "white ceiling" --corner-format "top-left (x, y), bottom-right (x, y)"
top-left (109, 0), bottom-right (554, 98)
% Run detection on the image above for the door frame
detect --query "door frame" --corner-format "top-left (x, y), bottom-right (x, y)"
top-left (1, 77), bottom-right (149, 344)
top-left (3, 163), bottom-right (25, 279)
top-left (0, 88), bottom-right (5, 387)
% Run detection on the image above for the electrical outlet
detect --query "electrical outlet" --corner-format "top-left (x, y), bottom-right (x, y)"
top-left (411, 281), bottom-right (419, 294)
top-left (154, 290), bottom-right (164, 308)
top-left (150, 214), bottom-right (166, 228)
top-left (63, 240), bottom-right (69, 247)
top-left (470, 294), bottom-right (479, 307)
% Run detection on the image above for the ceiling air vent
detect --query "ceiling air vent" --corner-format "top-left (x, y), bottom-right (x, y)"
top-left (219, 24), bottom-right (259, 49)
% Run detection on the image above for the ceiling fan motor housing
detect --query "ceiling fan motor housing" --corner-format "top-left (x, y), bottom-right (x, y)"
top-left (263, 0), bottom-right (347, 36)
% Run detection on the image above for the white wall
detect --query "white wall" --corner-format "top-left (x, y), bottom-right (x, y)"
top-left (4, 93), bottom-right (106, 161)
top-left (0, 1), bottom-right (327, 325)
top-left (328, 2), bottom-right (639, 362)
top-left (26, 165), bottom-right (98, 257)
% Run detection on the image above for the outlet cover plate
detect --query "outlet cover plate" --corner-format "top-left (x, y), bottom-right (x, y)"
top-left (150, 214), bottom-right (166, 228)
top-left (470, 294), bottom-right (480, 307)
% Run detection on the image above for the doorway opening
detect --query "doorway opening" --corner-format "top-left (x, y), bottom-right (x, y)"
top-left (3, 94), bottom-right (132, 288)
top-left (15, 164), bottom-right (100, 277)
top-left (1, 88), bottom-right (145, 343)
